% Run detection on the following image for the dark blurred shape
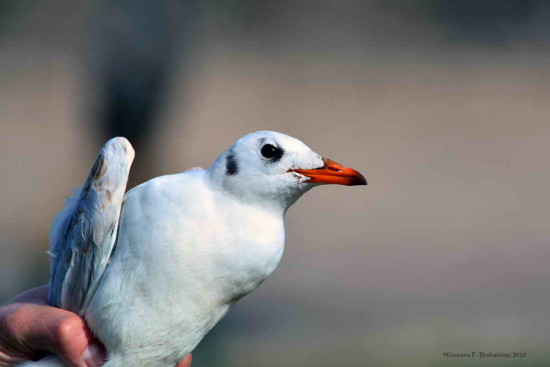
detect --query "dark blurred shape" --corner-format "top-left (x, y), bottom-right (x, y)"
top-left (93, 0), bottom-right (201, 148)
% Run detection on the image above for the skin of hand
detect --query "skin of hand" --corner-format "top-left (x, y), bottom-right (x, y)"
top-left (0, 286), bottom-right (192, 367)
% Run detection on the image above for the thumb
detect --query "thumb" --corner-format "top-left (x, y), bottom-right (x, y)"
top-left (4, 303), bottom-right (104, 367)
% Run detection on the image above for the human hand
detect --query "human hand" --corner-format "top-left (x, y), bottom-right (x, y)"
top-left (0, 286), bottom-right (192, 367)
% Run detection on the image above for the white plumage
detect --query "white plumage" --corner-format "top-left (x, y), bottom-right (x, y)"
top-left (22, 131), bottom-right (366, 367)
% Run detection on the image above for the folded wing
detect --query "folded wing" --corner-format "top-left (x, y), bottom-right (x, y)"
top-left (47, 137), bottom-right (134, 316)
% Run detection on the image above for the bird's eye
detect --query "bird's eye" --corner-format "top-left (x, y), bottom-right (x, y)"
top-left (261, 144), bottom-right (283, 161)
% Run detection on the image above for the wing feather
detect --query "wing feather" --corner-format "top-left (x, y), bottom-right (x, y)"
top-left (47, 137), bottom-right (134, 316)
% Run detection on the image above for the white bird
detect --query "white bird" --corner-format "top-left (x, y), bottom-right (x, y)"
top-left (23, 131), bottom-right (366, 367)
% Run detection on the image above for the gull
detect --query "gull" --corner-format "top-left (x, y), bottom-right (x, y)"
top-left (24, 131), bottom-right (366, 367)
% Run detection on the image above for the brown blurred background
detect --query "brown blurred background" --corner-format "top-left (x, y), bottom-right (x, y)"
top-left (2, 1), bottom-right (550, 366)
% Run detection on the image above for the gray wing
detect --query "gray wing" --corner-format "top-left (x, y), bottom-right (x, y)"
top-left (47, 137), bottom-right (135, 316)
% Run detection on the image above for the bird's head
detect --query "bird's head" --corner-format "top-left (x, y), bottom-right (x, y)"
top-left (208, 131), bottom-right (366, 212)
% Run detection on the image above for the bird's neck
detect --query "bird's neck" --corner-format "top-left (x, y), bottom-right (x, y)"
top-left (206, 167), bottom-right (308, 216)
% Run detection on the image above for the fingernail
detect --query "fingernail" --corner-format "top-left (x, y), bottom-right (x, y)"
top-left (82, 344), bottom-right (105, 367)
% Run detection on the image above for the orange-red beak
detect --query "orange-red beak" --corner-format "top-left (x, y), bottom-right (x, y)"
top-left (291, 158), bottom-right (367, 186)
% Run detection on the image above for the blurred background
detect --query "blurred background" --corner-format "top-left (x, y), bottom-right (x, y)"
top-left (2, 0), bottom-right (550, 366)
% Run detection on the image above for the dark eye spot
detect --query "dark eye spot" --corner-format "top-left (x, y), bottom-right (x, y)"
top-left (261, 144), bottom-right (284, 162)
